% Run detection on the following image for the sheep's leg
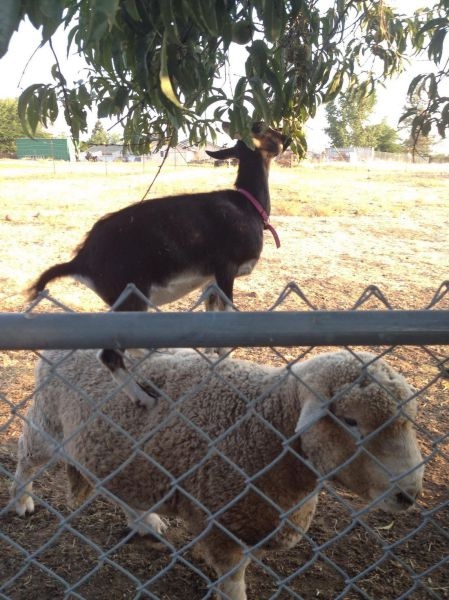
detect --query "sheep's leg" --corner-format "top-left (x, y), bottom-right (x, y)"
top-left (122, 506), bottom-right (168, 538)
top-left (66, 464), bottom-right (93, 508)
top-left (200, 530), bottom-right (249, 600)
top-left (211, 554), bottom-right (249, 600)
top-left (10, 433), bottom-right (51, 516)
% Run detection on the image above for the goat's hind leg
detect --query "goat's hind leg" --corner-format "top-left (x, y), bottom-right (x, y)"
top-left (99, 349), bottom-right (159, 409)
top-left (204, 282), bottom-right (235, 358)
top-left (98, 294), bottom-right (159, 409)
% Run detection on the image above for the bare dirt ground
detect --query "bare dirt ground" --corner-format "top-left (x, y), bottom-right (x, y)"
top-left (0, 160), bottom-right (448, 599)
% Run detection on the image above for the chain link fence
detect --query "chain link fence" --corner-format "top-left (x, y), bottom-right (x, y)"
top-left (1, 282), bottom-right (448, 600)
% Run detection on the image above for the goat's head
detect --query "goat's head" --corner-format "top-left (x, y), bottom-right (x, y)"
top-left (250, 122), bottom-right (291, 156)
top-left (206, 122), bottom-right (290, 163)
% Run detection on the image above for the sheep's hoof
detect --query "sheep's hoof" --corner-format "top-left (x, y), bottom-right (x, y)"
top-left (15, 495), bottom-right (35, 516)
top-left (120, 528), bottom-right (167, 549)
top-left (145, 513), bottom-right (168, 536)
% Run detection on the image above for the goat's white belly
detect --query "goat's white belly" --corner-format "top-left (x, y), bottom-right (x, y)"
top-left (237, 259), bottom-right (258, 277)
top-left (150, 272), bottom-right (212, 306)
top-left (76, 262), bottom-right (257, 307)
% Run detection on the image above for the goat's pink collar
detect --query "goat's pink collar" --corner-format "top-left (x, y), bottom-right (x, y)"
top-left (237, 188), bottom-right (280, 248)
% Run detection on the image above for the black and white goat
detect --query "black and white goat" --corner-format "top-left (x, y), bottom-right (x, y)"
top-left (28, 122), bottom-right (290, 407)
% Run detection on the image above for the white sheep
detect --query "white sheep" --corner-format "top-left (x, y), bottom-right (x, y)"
top-left (10, 349), bottom-right (424, 600)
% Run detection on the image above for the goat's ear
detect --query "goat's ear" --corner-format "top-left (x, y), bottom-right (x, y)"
top-left (221, 121), bottom-right (244, 140)
top-left (295, 396), bottom-right (327, 435)
top-left (206, 146), bottom-right (238, 160)
top-left (282, 136), bottom-right (292, 151)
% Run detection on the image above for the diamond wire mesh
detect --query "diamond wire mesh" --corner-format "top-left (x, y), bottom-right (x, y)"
top-left (0, 282), bottom-right (448, 600)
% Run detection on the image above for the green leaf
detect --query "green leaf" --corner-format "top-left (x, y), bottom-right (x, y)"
top-left (324, 71), bottom-right (344, 102)
top-left (39, 0), bottom-right (65, 41)
top-left (234, 77), bottom-right (247, 102)
top-left (249, 76), bottom-right (270, 123)
top-left (407, 74), bottom-right (426, 96)
top-left (46, 87), bottom-right (59, 122)
top-left (18, 84), bottom-right (45, 136)
top-left (428, 26), bottom-right (447, 63)
top-left (260, 0), bottom-right (286, 43)
top-left (86, 0), bottom-right (120, 43)
top-left (248, 40), bottom-right (268, 76)
top-left (121, 0), bottom-right (141, 21)
top-left (398, 108), bottom-right (417, 124)
top-left (419, 17), bottom-right (447, 35)
top-left (97, 97), bottom-right (114, 118)
top-left (0, 0), bottom-right (21, 58)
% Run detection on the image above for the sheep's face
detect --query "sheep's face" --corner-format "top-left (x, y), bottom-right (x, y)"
top-left (297, 355), bottom-right (424, 513)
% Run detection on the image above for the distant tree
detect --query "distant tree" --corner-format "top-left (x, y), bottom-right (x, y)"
top-left (325, 91), bottom-right (376, 147)
top-left (326, 93), bottom-right (404, 152)
top-left (88, 121), bottom-right (108, 145)
top-left (365, 120), bottom-right (404, 152)
top-left (0, 98), bottom-right (50, 154)
top-left (87, 120), bottom-right (121, 146)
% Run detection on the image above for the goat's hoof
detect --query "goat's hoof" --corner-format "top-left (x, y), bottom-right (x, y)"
top-left (135, 384), bottom-right (159, 409)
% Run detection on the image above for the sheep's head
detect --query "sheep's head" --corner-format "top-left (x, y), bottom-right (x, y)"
top-left (294, 351), bottom-right (424, 513)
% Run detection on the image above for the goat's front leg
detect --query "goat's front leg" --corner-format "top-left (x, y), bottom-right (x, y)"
top-left (99, 349), bottom-right (159, 409)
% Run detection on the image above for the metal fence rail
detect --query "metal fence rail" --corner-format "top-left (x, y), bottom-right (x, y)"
top-left (1, 283), bottom-right (448, 600)
top-left (1, 309), bottom-right (449, 349)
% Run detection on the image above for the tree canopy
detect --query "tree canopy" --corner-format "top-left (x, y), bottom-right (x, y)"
top-left (325, 90), bottom-right (376, 148)
top-left (325, 91), bottom-right (403, 152)
top-left (1, 1), bottom-right (448, 156)
top-left (87, 120), bottom-right (122, 146)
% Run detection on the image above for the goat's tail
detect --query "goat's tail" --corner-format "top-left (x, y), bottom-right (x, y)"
top-left (28, 261), bottom-right (77, 300)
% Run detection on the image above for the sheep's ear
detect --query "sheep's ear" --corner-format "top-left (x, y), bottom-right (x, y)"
top-left (295, 397), bottom-right (327, 435)
top-left (206, 146), bottom-right (238, 160)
